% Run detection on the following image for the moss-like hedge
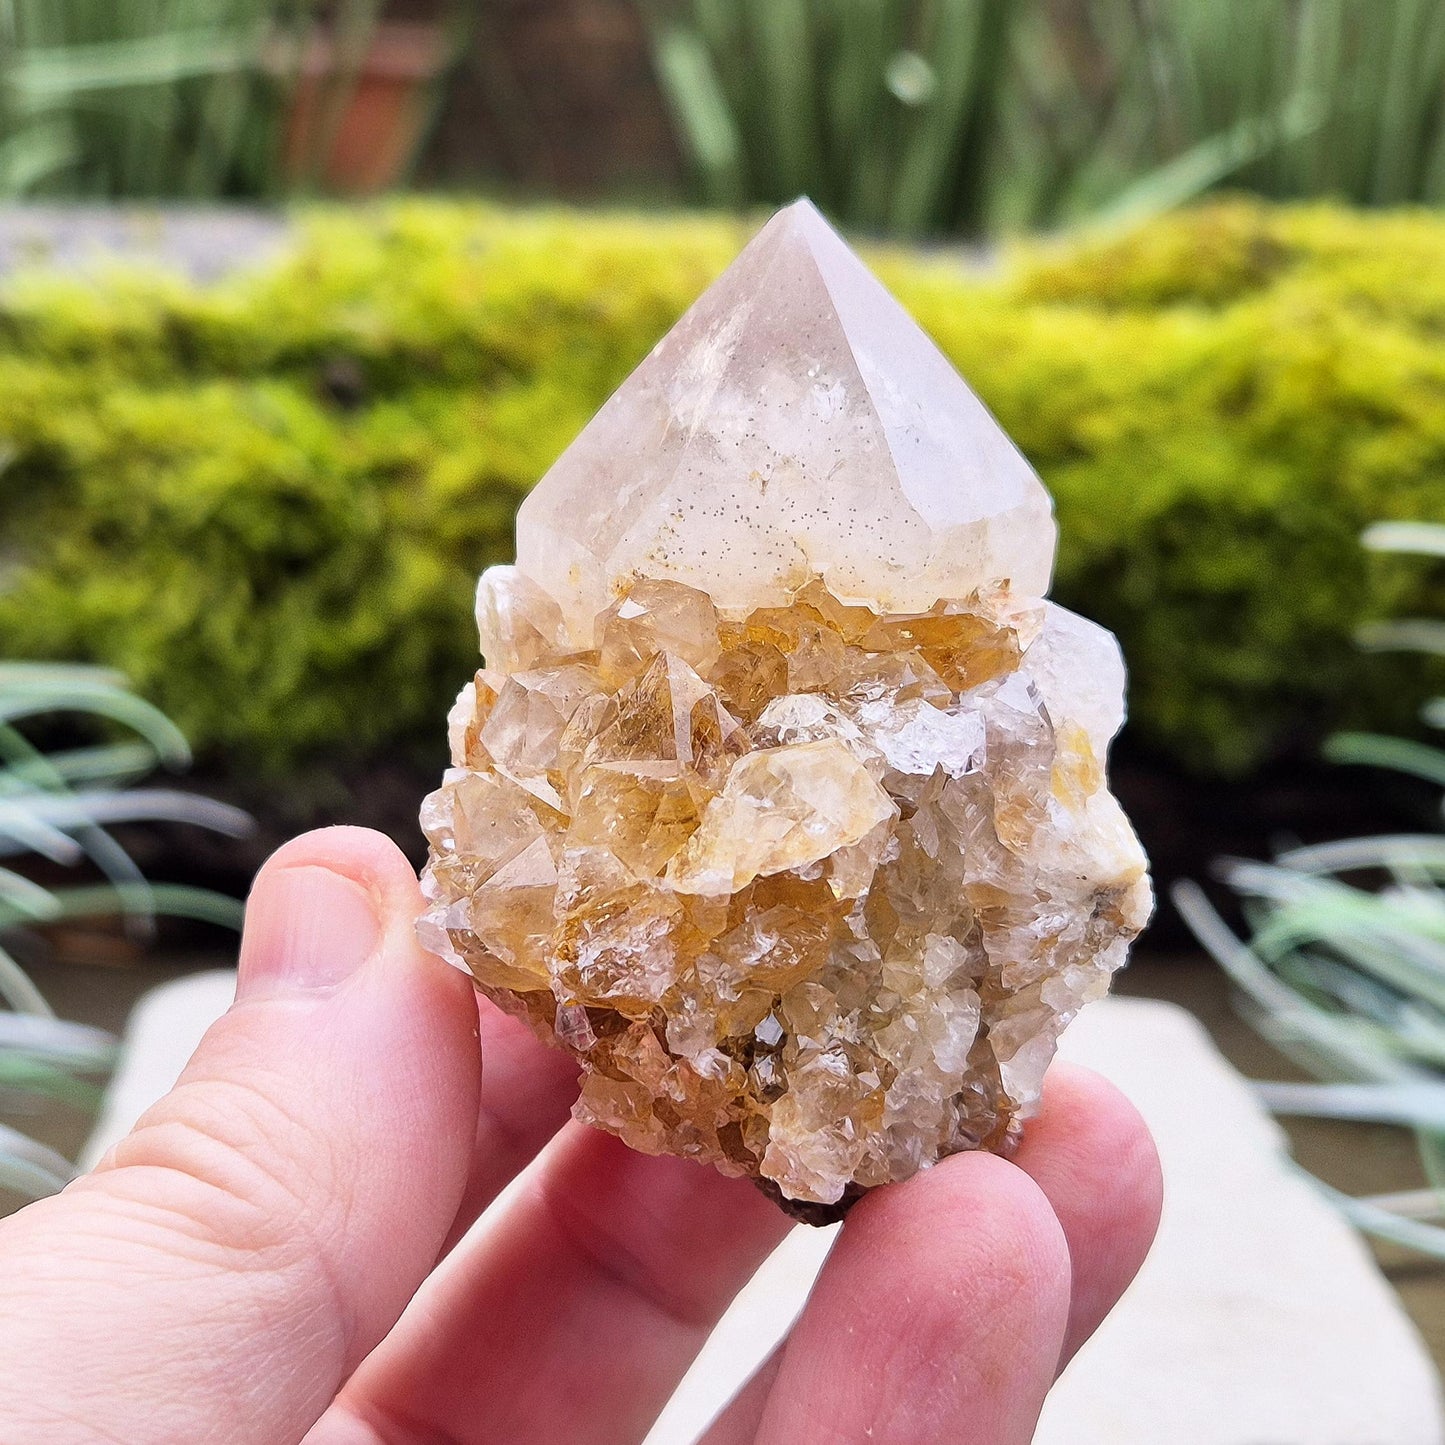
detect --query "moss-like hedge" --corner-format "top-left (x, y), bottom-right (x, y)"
top-left (0, 198), bottom-right (1441, 783)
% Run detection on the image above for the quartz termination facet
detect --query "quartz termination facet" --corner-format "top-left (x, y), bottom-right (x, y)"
top-left (420, 200), bottom-right (1151, 1221)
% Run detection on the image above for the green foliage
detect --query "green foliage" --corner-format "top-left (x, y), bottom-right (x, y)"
top-left (642, 0), bottom-right (1445, 238)
top-left (0, 661), bottom-right (250, 1203)
top-left (0, 0), bottom-right (441, 200)
top-left (641, 0), bottom-right (1014, 235)
top-left (0, 197), bottom-right (1441, 786)
top-left (1177, 523), bottom-right (1445, 1256)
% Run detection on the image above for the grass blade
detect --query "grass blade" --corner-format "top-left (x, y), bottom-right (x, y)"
top-left (0, 941), bottom-right (54, 1017)
top-left (648, 22), bottom-right (745, 207)
top-left (18, 789), bottom-right (253, 839)
top-left (0, 1122), bottom-right (76, 1201)
top-left (1324, 733), bottom-right (1445, 788)
top-left (1363, 521), bottom-right (1445, 559)
top-left (1355, 619), bottom-right (1445, 658)
top-left (41, 881), bottom-right (247, 931)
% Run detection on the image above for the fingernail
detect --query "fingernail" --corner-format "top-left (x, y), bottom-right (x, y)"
top-left (237, 865), bottom-right (382, 1000)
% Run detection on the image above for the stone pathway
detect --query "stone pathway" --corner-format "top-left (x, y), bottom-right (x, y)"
top-left (73, 964), bottom-right (1445, 1444)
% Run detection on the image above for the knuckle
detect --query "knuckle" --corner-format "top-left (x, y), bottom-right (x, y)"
top-left (94, 1065), bottom-right (351, 1320)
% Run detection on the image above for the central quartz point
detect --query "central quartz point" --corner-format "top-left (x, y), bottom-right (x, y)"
top-left (420, 200), bottom-right (1151, 1221)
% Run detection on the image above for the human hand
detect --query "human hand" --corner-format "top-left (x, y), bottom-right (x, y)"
top-left (0, 826), bottom-right (1161, 1445)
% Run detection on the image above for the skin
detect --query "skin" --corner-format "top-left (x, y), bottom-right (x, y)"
top-left (0, 826), bottom-right (1161, 1445)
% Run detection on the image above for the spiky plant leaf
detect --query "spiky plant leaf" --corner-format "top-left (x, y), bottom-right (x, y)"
top-left (0, 662), bottom-right (249, 1204)
top-left (1179, 521), bottom-right (1445, 1253)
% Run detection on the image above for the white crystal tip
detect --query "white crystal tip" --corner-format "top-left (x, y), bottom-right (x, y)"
top-left (516, 195), bottom-right (1057, 642)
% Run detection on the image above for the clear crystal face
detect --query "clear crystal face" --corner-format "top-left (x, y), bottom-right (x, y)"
top-left (420, 202), bottom-right (1150, 1220)
top-left (515, 200), bottom-right (1058, 645)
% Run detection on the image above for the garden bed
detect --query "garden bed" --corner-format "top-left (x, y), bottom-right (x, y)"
top-left (2, 198), bottom-right (1442, 913)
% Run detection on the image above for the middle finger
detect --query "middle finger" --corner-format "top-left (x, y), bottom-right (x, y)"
top-left (316, 1121), bottom-right (792, 1445)
top-left (442, 993), bottom-right (581, 1250)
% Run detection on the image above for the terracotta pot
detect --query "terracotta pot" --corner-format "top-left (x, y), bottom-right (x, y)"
top-left (283, 22), bottom-right (448, 195)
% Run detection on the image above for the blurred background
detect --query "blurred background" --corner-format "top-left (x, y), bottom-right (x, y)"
top-left (8, 0), bottom-right (1445, 216)
top-left (3, 0), bottom-right (1445, 1425)
top-left (5, 0), bottom-right (1445, 222)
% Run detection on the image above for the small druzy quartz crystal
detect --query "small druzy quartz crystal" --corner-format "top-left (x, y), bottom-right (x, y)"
top-left (419, 199), bottom-right (1151, 1222)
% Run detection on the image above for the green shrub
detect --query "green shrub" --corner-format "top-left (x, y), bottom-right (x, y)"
top-left (0, 198), bottom-right (1441, 784)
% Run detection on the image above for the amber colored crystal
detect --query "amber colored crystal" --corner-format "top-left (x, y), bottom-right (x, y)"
top-left (421, 576), bottom-right (1150, 1218)
top-left (419, 200), bottom-right (1151, 1220)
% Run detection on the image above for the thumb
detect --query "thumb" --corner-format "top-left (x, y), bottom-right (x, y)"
top-left (0, 827), bottom-right (483, 1445)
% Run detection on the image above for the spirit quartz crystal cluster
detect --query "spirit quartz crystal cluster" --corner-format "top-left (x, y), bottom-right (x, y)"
top-left (420, 200), bottom-right (1151, 1222)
